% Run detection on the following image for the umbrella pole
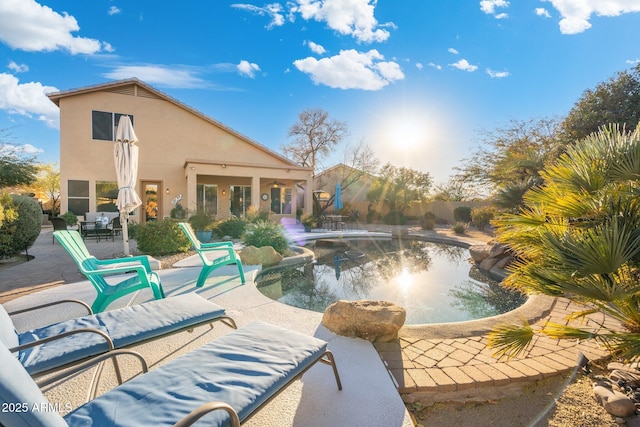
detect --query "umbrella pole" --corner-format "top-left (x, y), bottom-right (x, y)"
top-left (121, 212), bottom-right (130, 256)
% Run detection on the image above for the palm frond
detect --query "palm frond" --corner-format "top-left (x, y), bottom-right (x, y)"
top-left (486, 322), bottom-right (534, 360)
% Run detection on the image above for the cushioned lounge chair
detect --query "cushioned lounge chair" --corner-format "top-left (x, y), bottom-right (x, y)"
top-left (53, 230), bottom-right (164, 312)
top-left (0, 293), bottom-right (236, 381)
top-left (0, 321), bottom-right (342, 427)
top-left (178, 222), bottom-right (246, 287)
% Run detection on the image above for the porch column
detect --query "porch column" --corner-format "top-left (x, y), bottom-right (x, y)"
top-left (251, 175), bottom-right (260, 209)
top-left (305, 174), bottom-right (313, 215)
top-left (186, 168), bottom-right (197, 214)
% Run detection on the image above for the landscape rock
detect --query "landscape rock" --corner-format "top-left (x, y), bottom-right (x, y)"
top-left (479, 256), bottom-right (500, 272)
top-left (238, 245), bottom-right (283, 266)
top-left (594, 385), bottom-right (637, 418)
top-left (469, 245), bottom-right (491, 263)
top-left (322, 300), bottom-right (406, 343)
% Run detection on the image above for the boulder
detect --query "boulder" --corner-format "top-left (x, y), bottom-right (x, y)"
top-left (322, 300), bottom-right (406, 343)
top-left (469, 245), bottom-right (492, 263)
top-left (594, 385), bottom-right (637, 418)
top-left (238, 245), bottom-right (283, 266)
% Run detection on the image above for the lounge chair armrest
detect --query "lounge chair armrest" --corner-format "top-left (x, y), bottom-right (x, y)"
top-left (95, 255), bottom-right (152, 270)
top-left (174, 402), bottom-right (240, 427)
top-left (10, 327), bottom-right (115, 353)
top-left (199, 241), bottom-right (234, 250)
top-left (37, 348), bottom-right (149, 389)
top-left (83, 264), bottom-right (148, 276)
top-left (8, 299), bottom-right (93, 316)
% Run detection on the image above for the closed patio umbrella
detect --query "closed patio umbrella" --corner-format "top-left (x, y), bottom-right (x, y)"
top-left (334, 183), bottom-right (343, 211)
top-left (114, 115), bottom-right (142, 256)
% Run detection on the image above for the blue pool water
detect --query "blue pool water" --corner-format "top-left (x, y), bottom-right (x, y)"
top-left (255, 239), bottom-right (526, 325)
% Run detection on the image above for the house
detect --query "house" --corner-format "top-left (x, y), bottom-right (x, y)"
top-left (48, 79), bottom-right (313, 223)
top-left (313, 163), bottom-right (375, 217)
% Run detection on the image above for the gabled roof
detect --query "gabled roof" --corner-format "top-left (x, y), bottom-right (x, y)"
top-left (47, 78), bottom-right (304, 169)
top-left (315, 163), bottom-right (377, 179)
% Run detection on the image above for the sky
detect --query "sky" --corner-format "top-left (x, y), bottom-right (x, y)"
top-left (0, 0), bottom-right (639, 184)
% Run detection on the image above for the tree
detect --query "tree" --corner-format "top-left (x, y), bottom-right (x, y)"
top-left (0, 136), bottom-right (38, 188)
top-left (281, 108), bottom-right (349, 174)
top-left (488, 124), bottom-right (640, 362)
top-left (560, 63), bottom-right (640, 144)
top-left (25, 163), bottom-right (60, 217)
top-left (366, 163), bottom-right (432, 213)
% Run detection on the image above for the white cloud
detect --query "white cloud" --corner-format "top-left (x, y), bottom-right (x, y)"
top-left (487, 68), bottom-right (510, 78)
top-left (231, 3), bottom-right (287, 28)
top-left (21, 144), bottom-right (43, 154)
top-left (0, 73), bottom-right (59, 128)
top-left (0, 0), bottom-right (109, 54)
top-left (627, 58), bottom-right (640, 64)
top-left (448, 47), bottom-right (459, 55)
top-left (293, 49), bottom-right (404, 90)
top-left (103, 65), bottom-right (207, 88)
top-left (294, 0), bottom-right (392, 43)
top-left (307, 40), bottom-right (326, 55)
top-left (543, 0), bottom-right (640, 34)
top-left (450, 59), bottom-right (478, 72)
top-left (480, 0), bottom-right (510, 15)
top-left (237, 60), bottom-right (261, 78)
top-left (8, 61), bottom-right (28, 73)
top-left (494, 12), bottom-right (509, 19)
top-left (108, 6), bottom-right (121, 16)
top-left (535, 7), bottom-right (551, 18)
top-left (428, 62), bottom-right (442, 70)
top-left (416, 62), bottom-right (423, 70)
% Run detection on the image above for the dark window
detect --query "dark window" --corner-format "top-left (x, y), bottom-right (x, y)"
top-left (68, 180), bottom-right (90, 215)
top-left (92, 111), bottom-right (134, 141)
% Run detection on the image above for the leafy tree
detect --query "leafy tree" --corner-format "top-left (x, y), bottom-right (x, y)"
top-left (560, 63), bottom-right (640, 144)
top-left (366, 163), bottom-right (432, 213)
top-left (488, 124), bottom-right (640, 362)
top-left (26, 163), bottom-right (60, 217)
top-left (0, 138), bottom-right (38, 188)
top-left (281, 108), bottom-right (349, 174)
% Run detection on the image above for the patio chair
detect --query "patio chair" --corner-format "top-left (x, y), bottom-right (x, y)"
top-left (51, 217), bottom-right (69, 244)
top-left (53, 230), bottom-right (165, 312)
top-left (0, 321), bottom-right (342, 427)
top-left (1, 293), bottom-right (236, 382)
top-left (178, 222), bottom-right (245, 287)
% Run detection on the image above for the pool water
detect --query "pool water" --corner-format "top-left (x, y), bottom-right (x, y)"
top-left (256, 239), bottom-right (526, 324)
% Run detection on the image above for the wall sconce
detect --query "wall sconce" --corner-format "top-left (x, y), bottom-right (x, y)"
top-left (222, 164), bottom-right (227, 168)
top-left (222, 190), bottom-right (226, 195)
top-left (272, 181), bottom-right (279, 189)
top-left (165, 188), bottom-right (170, 195)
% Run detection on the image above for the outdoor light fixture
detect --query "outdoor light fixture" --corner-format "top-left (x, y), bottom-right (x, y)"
top-left (165, 188), bottom-right (170, 194)
top-left (222, 190), bottom-right (226, 195)
top-left (222, 164), bottom-right (226, 168)
top-left (272, 181), bottom-right (279, 188)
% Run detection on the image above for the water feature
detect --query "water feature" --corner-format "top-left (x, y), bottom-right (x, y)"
top-left (256, 238), bottom-right (526, 324)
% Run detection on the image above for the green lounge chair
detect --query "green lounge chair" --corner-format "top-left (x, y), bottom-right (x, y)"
top-left (178, 222), bottom-right (245, 287)
top-left (53, 230), bottom-right (165, 312)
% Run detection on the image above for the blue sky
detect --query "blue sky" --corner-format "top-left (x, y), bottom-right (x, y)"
top-left (1, 0), bottom-right (639, 184)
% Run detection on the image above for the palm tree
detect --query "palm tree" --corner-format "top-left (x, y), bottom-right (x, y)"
top-left (488, 124), bottom-right (640, 362)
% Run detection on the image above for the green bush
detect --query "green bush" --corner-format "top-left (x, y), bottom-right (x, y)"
top-left (217, 216), bottom-right (247, 238)
top-left (134, 219), bottom-right (190, 256)
top-left (188, 210), bottom-right (215, 230)
top-left (0, 195), bottom-right (42, 258)
top-left (60, 211), bottom-right (78, 226)
top-left (471, 206), bottom-right (496, 231)
top-left (452, 221), bottom-right (466, 234)
top-left (453, 206), bottom-right (472, 223)
top-left (383, 210), bottom-right (407, 225)
top-left (170, 203), bottom-right (187, 219)
top-left (242, 220), bottom-right (290, 255)
top-left (245, 206), bottom-right (271, 223)
top-left (422, 218), bottom-right (435, 230)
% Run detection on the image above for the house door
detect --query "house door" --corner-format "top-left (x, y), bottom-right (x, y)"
top-left (142, 181), bottom-right (162, 223)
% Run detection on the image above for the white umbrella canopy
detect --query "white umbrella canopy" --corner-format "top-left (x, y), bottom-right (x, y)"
top-left (114, 115), bottom-right (142, 256)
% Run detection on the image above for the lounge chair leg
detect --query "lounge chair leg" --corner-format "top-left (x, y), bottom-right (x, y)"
top-left (320, 350), bottom-right (343, 390)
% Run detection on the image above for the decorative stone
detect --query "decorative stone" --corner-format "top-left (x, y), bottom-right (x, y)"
top-left (238, 245), bottom-right (283, 266)
top-left (322, 300), bottom-right (406, 343)
top-left (479, 256), bottom-right (500, 272)
top-left (488, 243), bottom-right (509, 258)
top-left (594, 385), bottom-right (637, 418)
top-left (469, 245), bottom-right (491, 263)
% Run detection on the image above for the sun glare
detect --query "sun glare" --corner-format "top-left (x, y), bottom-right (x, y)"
top-left (386, 116), bottom-right (427, 148)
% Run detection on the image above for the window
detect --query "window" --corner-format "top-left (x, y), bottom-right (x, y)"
top-left (96, 181), bottom-right (118, 212)
top-left (68, 180), bottom-right (89, 215)
top-left (92, 111), bottom-right (134, 141)
top-left (270, 187), bottom-right (292, 214)
top-left (196, 184), bottom-right (218, 216)
top-left (230, 185), bottom-right (251, 217)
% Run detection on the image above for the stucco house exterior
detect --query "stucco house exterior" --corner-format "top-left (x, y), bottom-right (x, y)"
top-left (48, 79), bottom-right (313, 224)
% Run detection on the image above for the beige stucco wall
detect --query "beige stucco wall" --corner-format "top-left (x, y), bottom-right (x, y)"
top-left (55, 82), bottom-right (312, 222)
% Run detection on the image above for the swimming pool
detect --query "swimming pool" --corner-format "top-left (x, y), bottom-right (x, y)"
top-left (255, 238), bottom-right (526, 324)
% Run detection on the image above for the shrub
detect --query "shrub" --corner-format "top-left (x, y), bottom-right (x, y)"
top-left (170, 203), bottom-right (187, 219)
top-left (471, 206), bottom-right (496, 231)
top-left (422, 218), bottom-right (435, 230)
top-left (134, 219), bottom-right (190, 256)
top-left (366, 209), bottom-right (378, 224)
top-left (245, 206), bottom-right (271, 223)
top-left (242, 220), bottom-right (290, 255)
top-left (383, 210), bottom-right (407, 225)
top-left (300, 213), bottom-right (317, 230)
top-left (217, 216), bottom-right (247, 238)
top-left (452, 221), bottom-right (466, 234)
top-left (0, 195), bottom-right (42, 258)
top-left (60, 211), bottom-right (78, 226)
top-left (188, 210), bottom-right (215, 230)
top-left (453, 206), bottom-right (472, 223)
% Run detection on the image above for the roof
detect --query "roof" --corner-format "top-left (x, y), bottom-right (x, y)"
top-left (47, 78), bottom-right (305, 169)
